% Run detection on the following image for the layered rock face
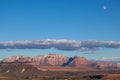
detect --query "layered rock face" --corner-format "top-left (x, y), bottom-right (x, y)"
top-left (2, 54), bottom-right (69, 66)
top-left (68, 56), bottom-right (92, 67)
top-left (1, 54), bottom-right (120, 69)
top-left (32, 54), bottom-right (69, 66)
top-left (2, 56), bottom-right (32, 63)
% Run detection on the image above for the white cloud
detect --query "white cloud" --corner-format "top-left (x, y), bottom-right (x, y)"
top-left (95, 57), bottom-right (120, 63)
top-left (0, 39), bottom-right (120, 52)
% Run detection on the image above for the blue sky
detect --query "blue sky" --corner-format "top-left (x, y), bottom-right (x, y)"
top-left (0, 0), bottom-right (120, 60)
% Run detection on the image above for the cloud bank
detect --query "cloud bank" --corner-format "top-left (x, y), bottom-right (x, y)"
top-left (0, 39), bottom-right (120, 52)
top-left (95, 57), bottom-right (120, 63)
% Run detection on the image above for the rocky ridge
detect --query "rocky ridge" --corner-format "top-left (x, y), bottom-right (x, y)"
top-left (1, 54), bottom-right (120, 69)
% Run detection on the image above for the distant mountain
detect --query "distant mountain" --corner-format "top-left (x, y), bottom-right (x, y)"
top-left (2, 56), bottom-right (32, 63)
top-left (1, 54), bottom-right (120, 69)
top-left (62, 56), bottom-right (93, 68)
top-left (32, 54), bottom-right (69, 66)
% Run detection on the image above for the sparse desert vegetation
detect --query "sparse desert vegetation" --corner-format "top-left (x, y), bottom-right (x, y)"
top-left (0, 62), bottom-right (120, 80)
top-left (0, 71), bottom-right (120, 80)
top-left (0, 75), bottom-right (120, 80)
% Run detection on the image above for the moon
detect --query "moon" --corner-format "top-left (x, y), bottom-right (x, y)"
top-left (103, 5), bottom-right (107, 10)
